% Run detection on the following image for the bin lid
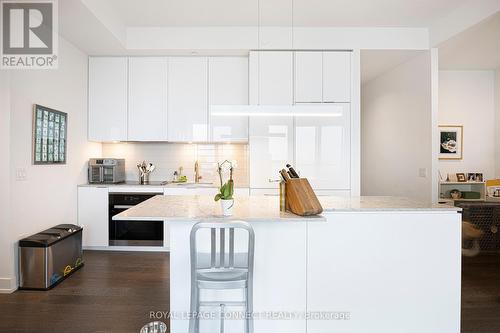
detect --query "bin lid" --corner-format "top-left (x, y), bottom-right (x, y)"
top-left (19, 233), bottom-right (63, 247)
top-left (19, 224), bottom-right (82, 248)
top-left (53, 224), bottom-right (82, 233)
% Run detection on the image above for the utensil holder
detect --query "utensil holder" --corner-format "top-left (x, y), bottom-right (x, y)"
top-left (285, 178), bottom-right (323, 216)
top-left (139, 172), bottom-right (150, 184)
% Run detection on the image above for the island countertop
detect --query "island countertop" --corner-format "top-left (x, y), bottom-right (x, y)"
top-left (112, 195), bottom-right (460, 222)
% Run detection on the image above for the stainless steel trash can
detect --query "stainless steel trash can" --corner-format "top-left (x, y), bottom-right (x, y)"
top-left (19, 224), bottom-right (83, 290)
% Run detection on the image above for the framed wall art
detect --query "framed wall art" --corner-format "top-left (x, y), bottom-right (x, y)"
top-left (33, 104), bottom-right (67, 164)
top-left (439, 125), bottom-right (463, 160)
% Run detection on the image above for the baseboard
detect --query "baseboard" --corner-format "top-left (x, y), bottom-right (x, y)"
top-left (0, 277), bottom-right (17, 294)
top-left (83, 246), bottom-right (170, 252)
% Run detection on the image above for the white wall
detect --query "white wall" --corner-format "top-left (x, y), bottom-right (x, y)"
top-left (361, 51), bottom-right (434, 202)
top-left (0, 72), bottom-right (14, 292)
top-left (0, 38), bottom-right (101, 291)
top-left (438, 71), bottom-right (495, 180)
top-left (496, 69), bottom-right (500, 178)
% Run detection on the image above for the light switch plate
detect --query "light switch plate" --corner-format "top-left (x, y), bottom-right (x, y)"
top-left (15, 167), bottom-right (27, 181)
top-left (418, 168), bottom-right (427, 178)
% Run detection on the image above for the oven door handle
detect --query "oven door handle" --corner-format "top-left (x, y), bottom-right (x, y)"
top-left (113, 205), bottom-right (135, 209)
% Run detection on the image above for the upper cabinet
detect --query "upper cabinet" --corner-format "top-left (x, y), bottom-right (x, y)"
top-left (294, 51), bottom-right (351, 103)
top-left (167, 57), bottom-right (208, 142)
top-left (209, 57), bottom-right (249, 142)
top-left (295, 104), bottom-right (351, 190)
top-left (249, 115), bottom-right (295, 189)
top-left (88, 57), bottom-right (128, 141)
top-left (250, 51), bottom-right (293, 105)
top-left (294, 52), bottom-right (323, 103)
top-left (322, 52), bottom-right (351, 103)
top-left (128, 57), bottom-right (168, 141)
top-left (87, 52), bottom-right (351, 143)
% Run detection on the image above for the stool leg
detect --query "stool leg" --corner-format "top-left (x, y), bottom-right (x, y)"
top-left (245, 285), bottom-right (254, 333)
top-left (195, 287), bottom-right (200, 333)
top-left (220, 304), bottom-right (225, 333)
top-left (189, 285), bottom-right (199, 333)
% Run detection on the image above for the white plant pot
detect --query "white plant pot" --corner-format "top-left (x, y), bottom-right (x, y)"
top-left (220, 199), bottom-right (234, 216)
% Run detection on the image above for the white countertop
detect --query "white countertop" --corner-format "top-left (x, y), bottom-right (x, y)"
top-left (319, 196), bottom-right (460, 212)
top-left (78, 182), bottom-right (248, 189)
top-left (112, 195), bottom-right (460, 222)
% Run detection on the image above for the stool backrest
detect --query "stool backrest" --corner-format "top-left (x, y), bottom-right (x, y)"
top-left (190, 221), bottom-right (255, 273)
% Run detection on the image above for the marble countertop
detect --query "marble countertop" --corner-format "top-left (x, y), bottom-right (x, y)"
top-left (78, 182), bottom-right (248, 189)
top-left (320, 196), bottom-right (461, 212)
top-left (112, 195), bottom-right (460, 222)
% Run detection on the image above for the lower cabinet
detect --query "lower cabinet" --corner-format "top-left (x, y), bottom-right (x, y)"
top-left (77, 186), bottom-right (109, 248)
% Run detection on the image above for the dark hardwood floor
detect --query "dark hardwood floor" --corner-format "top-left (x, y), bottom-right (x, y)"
top-left (0, 250), bottom-right (499, 332)
top-left (0, 251), bottom-right (170, 333)
top-left (462, 253), bottom-right (500, 333)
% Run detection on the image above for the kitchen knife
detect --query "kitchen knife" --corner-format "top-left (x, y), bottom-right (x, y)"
top-left (286, 164), bottom-right (300, 178)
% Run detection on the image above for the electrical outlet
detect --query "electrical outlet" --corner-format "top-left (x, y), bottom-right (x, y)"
top-left (15, 167), bottom-right (27, 181)
top-left (418, 168), bottom-right (427, 178)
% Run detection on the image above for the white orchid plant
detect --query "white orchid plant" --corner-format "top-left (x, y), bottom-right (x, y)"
top-left (214, 160), bottom-right (236, 202)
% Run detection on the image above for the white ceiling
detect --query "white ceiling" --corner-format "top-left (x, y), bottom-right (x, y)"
top-left (438, 12), bottom-right (500, 70)
top-left (361, 50), bottom-right (424, 84)
top-left (101, 0), bottom-right (467, 27)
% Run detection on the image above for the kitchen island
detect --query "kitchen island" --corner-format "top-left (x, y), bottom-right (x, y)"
top-left (114, 195), bottom-right (462, 333)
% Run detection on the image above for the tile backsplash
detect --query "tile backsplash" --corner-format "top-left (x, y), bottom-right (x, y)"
top-left (101, 143), bottom-right (249, 186)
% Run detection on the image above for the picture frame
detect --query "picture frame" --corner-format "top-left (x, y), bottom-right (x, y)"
top-left (32, 104), bottom-right (67, 165)
top-left (439, 125), bottom-right (463, 160)
top-left (475, 173), bottom-right (483, 182)
top-left (467, 173), bottom-right (476, 182)
top-left (456, 173), bottom-right (467, 182)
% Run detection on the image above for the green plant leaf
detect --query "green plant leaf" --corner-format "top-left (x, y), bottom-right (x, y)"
top-left (224, 183), bottom-right (231, 197)
top-left (214, 193), bottom-right (222, 201)
top-left (228, 180), bottom-right (234, 198)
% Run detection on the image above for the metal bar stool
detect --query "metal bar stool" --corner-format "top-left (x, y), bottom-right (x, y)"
top-left (189, 221), bottom-right (255, 333)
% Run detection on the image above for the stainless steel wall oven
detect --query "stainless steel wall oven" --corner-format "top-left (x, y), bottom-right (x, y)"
top-left (108, 192), bottom-right (163, 247)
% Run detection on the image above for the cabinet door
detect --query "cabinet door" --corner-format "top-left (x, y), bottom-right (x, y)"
top-left (294, 52), bottom-right (322, 103)
top-left (209, 57), bottom-right (249, 142)
top-left (77, 186), bottom-right (109, 247)
top-left (88, 57), bottom-right (128, 141)
top-left (323, 52), bottom-right (351, 103)
top-left (167, 57), bottom-right (208, 142)
top-left (249, 116), bottom-right (294, 188)
top-left (295, 104), bottom-right (350, 189)
top-left (128, 57), bottom-right (167, 141)
top-left (251, 51), bottom-right (293, 105)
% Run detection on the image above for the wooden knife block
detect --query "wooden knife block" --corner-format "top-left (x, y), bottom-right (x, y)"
top-left (285, 178), bottom-right (323, 216)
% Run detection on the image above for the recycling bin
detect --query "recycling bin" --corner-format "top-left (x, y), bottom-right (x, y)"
top-left (19, 224), bottom-right (83, 290)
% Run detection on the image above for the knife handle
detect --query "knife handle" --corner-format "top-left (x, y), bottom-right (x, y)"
top-left (280, 169), bottom-right (291, 182)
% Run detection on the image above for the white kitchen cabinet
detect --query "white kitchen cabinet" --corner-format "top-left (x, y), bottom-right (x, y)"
top-left (307, 212), bottom-right (461, 333)
top-left (323, 51), bottom-right (351, 103)
top-left (88, 57), bottom-right (128, 141)
top-left (249, 116), bottom-right (294, 188)
top-left (295, 51), bottom-right (351, 103)
top-left (78, 186), bottom-right (109, 248)
top-left (294, 52), bottom-right (323, 103)
top-left (167, 57), bottom-right (208, 142)
top-left (249, 51), bottom-right (293, 105)
top-left (295, 104), bottom-right (350, 189)
top-left (209, 57), bottom-right (249, 142)
top-left (128, 57), bottom-right (168, 141)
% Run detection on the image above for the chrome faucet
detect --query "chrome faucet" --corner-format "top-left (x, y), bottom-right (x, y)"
top-left (194, 161), bottom-right (202, 183)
